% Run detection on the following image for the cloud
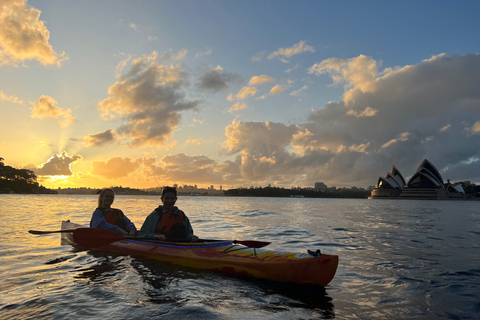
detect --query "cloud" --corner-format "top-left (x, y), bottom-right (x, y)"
top-left (31, 95), bottom-right (77, 127)
top-left (0, 90), bottom-right (24, 103)
top-left (219, 54), bottom-right (480, 187)
top-left (251, 51), bottom-right (265, 62)
top-left (98, 51), bottom-right (201, 148)
top-left (196, 48), bottom-right (212, 57)
top-left (235, 86), bottom-right (257, 100)
top-left (228, 102), bottom-right (247, 113)
top-left (308, 54), bottom-right (378, 105)
top-left (289, 85), bottom-right (308, 97)
top-left (129, 23), bottom-right (137, 30)
top-left (91, 156), bottom-right (142, 179)
top-left (440, 124), bottom-right (451, 132)
top-left (197, 65), bottom-right (243, 92)
top-left (84, 129), bottom-right (118, 147)
top-left (248, 75), bottom-right (275, 86)
top-left (0, 0), bottom-right (67, 67)
top-left (469, 121), bottom-right (480, 135)
top-left (268, 41), bottom-right (315, 62)
top-left (269, 84), bottom-right (287, 95)
top-left (36, 152), bottom-right (82, 176)
top-left (346, 106), bottom-right (378, 118)
top-left (186, 138), bottom-right (202, 145)
top-left (381, 132), bottom-right (411, 149)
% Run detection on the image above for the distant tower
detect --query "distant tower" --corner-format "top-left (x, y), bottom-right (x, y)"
top-left (314, 182), bottom-right (327, 191)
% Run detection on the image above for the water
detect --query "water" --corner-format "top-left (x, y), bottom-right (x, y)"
top-left (0, 195), bottom-right (479, 319)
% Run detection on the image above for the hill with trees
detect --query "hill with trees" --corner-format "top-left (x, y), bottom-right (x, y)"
top-left (0, 157), bottom-right (55, 194)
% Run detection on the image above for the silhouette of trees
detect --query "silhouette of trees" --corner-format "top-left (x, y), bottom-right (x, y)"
top-left (0, 157), bottom-right (48, 193)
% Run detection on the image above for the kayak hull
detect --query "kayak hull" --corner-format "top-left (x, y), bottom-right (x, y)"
top-left (61, 221), bottom-right (338, 286)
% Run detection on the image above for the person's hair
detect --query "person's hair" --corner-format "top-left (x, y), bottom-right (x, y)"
top-left (161, 186), bottom-right (177, 198)
top-left (98, 188), bottom-right (115, 208)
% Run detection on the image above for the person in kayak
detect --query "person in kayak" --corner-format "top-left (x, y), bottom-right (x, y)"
top-left (139, 186), bottom-right (198, 242)
top-left (90, 188), bottom-right (137, 236)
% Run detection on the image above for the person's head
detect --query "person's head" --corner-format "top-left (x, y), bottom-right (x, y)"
top-left (161, 186), bottom-right (177, 210)
top-left (98, 188), bottom-right (115, 208)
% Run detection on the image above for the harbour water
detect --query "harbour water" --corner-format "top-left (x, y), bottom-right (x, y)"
top-left (0, 194), bottom-right (479, 319)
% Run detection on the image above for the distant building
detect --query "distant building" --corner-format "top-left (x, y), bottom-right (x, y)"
top-left (314, 182), bottom-right (327, 191)
top-left (369, 159), bottom-right (467, 200)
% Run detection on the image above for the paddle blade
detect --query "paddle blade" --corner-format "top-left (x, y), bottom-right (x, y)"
top-left (234, 240), bottom-right (271, 248)
top-left (73, 228), bottom-right (126, 248)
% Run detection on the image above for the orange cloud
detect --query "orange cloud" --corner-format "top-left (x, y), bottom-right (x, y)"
top-left (0, 0), bottom-right (67, 66)
top-left (31, 95), bottom-right (77, 127)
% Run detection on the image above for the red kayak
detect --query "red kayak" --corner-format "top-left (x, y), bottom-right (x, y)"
top-left (57, 220), bottom-right (339, 286)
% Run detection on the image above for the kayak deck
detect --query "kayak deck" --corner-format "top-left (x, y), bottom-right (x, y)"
top-left (61, 220), bottom-right (338, 286)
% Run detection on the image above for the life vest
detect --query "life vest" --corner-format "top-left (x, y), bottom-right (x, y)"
top-left (103, 208), bottom-right (127, 231)
top-left (155, 210), bottom-right (186, 239)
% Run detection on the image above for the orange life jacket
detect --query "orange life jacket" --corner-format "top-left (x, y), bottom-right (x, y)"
top-left (155, 211), bottom-right (186, 239)
top-left (104, 208), bottom-right (127, 231)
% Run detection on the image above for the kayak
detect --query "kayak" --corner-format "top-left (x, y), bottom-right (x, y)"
top-left (60, 220), bottom-right (339, 286)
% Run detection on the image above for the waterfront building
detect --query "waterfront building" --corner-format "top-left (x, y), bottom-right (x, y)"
top-left (369, 159), bottom-right (467, 200)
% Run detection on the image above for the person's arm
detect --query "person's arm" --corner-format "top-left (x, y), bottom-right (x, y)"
top-left (138, 210), bottom-right (161, 238)
top-left (183, 214), bottom-right (198, 242)
top-left (120, 210), bottom-right (137, 233)
top-left (90, 208), bottom-right (125, 235)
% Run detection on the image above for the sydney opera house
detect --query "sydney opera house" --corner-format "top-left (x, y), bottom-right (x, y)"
top-left (369, 159), bottom-right (466, 200)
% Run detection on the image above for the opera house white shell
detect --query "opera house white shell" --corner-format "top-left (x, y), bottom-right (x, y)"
top-left (369, 159), bottom-right (466, 200)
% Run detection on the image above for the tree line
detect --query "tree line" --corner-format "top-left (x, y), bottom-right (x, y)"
top-left (0, 157), bottom-right (55, 194)
top-left (224, 186), bottom-right (370, 198)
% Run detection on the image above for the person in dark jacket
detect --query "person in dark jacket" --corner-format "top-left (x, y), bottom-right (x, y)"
top-left (139, 187), bottom-right (198, 242)
top-left (90, 188), bottom-right (136, 236)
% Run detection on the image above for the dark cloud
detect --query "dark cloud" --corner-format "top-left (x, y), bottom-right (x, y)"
top-left (197, 66), bottom-right (243, 92)
top-left (84, 129), bottom-right (118, 147)
top-left (98, 52), bottom-right (201, 148)
top-left (36, 152), bottom-right (82, 176)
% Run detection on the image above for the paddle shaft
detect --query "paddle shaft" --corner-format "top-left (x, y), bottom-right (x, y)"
top-left (28, 229), bottom-right (76, 235)
top-left (29, 228), bottom-right (271, 249)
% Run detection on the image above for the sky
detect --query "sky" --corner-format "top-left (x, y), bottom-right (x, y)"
top-left (1, 0), bottom-right (480, 190)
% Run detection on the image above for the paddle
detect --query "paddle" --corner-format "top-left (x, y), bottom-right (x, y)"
top-left (72, 228), bottom-right (271, 249)
top-left (28, 229), bottom-right (76, 235)
top-left (73, 228), bottom-right (125, 248)
top-left (233, 240), bottom-right (271, 248)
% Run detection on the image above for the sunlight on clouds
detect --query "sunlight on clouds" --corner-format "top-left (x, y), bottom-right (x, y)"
top-left (36, 152), bottom-right (82, 176)
top-left (0, 90), bottom-right (24, 103)
top-left (346, 107), bottom-right (378, 118)
top-left (235, 87), bottom-right (257, 100)
top-left (337, 142), bottom-right (370, 153)
top-left (381, 132), bottom-right (411, 149)
top-left (268, 41), bottom-right (315, 62)
top-left (270, 84), bottom-right (287, 95)
top-left (91, 157), bottom-right (140, 179)
top-left (469, 121), bottom-right (480, 134)
top-left (290, 85), bottom-right (308, 97)
top-left (440, 124), bottom-right (451, 132)
top-left (308, 54), bottom-right (378, 105)
top-left (228, 102), bottom-right (247, 113)
top-left (0, 0), bottom-right (67, 66)
top-left (31, 95), bottom-right (77, 127)
top-left (98, 51), bottom-right (200, 148)
top-left (248, 75), bottom-right (275, 86)
top-left (186, 139), bottom-right (202, 146)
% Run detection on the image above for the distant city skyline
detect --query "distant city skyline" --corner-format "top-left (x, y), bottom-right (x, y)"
top-left (1, 1), bottom-right (480, 190)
